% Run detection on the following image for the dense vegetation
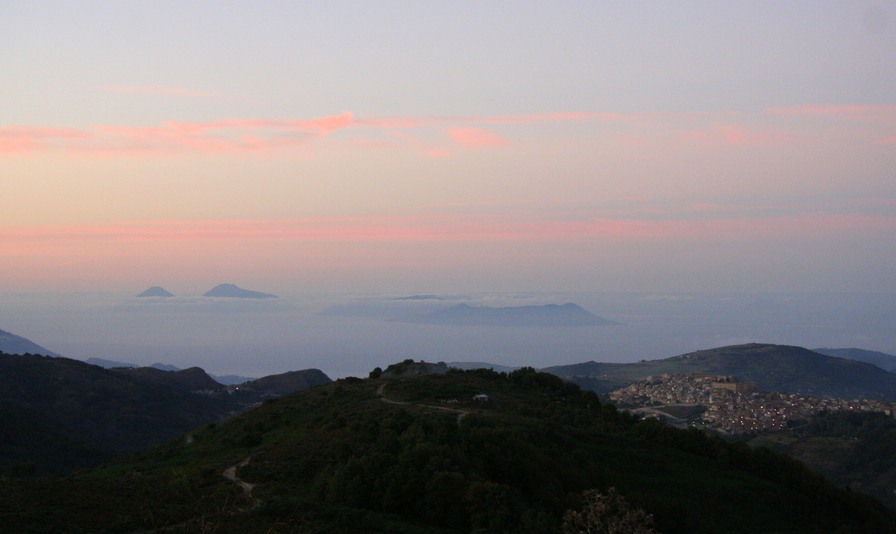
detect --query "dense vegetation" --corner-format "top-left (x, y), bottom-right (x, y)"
top-left (3, 367), bottom-right (894, 533)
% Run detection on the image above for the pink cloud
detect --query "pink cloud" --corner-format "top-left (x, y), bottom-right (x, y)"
top-left (448, 127), bottom-right (511, 148)
top-left (159, 112), bottom-right (355, 135)
top-left (876, 135), bottom-right (896, 145)
top-left (3, 212), bottom-right (893, 256)
top-left (674, 123), bottom-right (794, 147)
top-left (0, 105), bottom-right (882, 157)
top-left (0, 126), bottom-right (91, 154)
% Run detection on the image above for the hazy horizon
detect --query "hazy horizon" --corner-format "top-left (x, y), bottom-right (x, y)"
top-left (2, 289), bottom-right (894, 379)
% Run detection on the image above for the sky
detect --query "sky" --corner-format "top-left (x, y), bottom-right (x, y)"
top-left (2, 1), bottom-right (896, 295)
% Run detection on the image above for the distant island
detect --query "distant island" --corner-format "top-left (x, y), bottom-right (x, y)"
top-left (392, 303), bottom-right (618, 327)
top-left (136, 286), bottom-right (174, 297)
top-left (202, 283), bottom-right (278, 299)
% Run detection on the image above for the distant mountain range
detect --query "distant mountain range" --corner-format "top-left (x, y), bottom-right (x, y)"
top-left (544, 343), bottom-right (896, 400)
top-left (0, 329), bottom-right (60, 357)
top-left (813, 347), bottom-right (896, 373)
top-left (0, 351), bottom-right (330, 474)
top-left (203, 283), bottom-right (278, 299)
top-left (392, 303), bottom-right (618, 327)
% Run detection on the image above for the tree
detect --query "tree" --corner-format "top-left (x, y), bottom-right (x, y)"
top-left (562, 487), bottom-right (659, 534)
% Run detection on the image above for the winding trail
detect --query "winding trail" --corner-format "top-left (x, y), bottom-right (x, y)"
top-left (222, 457), bottom-right (255, 496)
top-left (377, 382), bottom-right (471, 426)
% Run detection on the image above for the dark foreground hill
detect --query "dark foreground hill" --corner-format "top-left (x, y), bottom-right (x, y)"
top-left (0, 352), bottom-right (330, 475)
top-left (3, 367), bottom-right (894, 533)
top-left (545, 343), bottom-right (896, 400)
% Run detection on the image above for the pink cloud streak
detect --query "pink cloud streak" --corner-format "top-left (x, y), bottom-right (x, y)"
top-left (0, 126), bottom-right (90, 153)
top-left (0, 105), bottom-right (886, 156)
top-left (448, 127), bottom-right (511, 148)
top-left (673, 123), bottom-right (795, 147)
top-left (3, 213), bottom-right (892, 253)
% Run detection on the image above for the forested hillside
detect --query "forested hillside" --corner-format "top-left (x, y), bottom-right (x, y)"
top-left (3, 367), bottom-right (893, 533)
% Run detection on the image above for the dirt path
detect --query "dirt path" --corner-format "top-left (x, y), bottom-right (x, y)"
top-left (377, 382), bottom-right (470, 426)
top-left (222, 457), bottom-right (255, 496)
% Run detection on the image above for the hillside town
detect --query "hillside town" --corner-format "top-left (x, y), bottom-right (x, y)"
top-left (609, 373), bottom-right (896, 434)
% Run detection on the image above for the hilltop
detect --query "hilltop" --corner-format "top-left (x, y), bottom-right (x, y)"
top-left (111, 365), bottom-right (225, 391)
top-left (2, 366), bottom-right (892, 533)
top-left (545, 343), bottom-right (896, 400)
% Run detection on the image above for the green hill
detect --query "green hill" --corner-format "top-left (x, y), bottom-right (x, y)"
top-left (3, 367), bottom-right (894, 533)
top-left (544, 343), bottom-right (896, 400)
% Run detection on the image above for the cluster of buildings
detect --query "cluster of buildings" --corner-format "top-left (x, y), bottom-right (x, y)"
top-left (609, 373), bottom-right (896, 434)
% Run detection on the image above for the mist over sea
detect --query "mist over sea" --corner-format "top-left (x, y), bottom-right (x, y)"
top-left (2, 291), bottom-right (894, 379)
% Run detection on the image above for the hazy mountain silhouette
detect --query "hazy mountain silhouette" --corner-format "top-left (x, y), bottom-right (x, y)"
top-left (202, 283), bottom-right (278, 299)
top-left (86, 358), bottom-right (256, 384)
top-left (85, 357), bottom-right (137, 368)
top-left (393, 303), bottom-right (618, 326)
top-left (813, 347), bottom-right (896, 373)
top-left (136, 286), bottom-right (174, 297)
top-left (0, 329), bottom-right (61, 357)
